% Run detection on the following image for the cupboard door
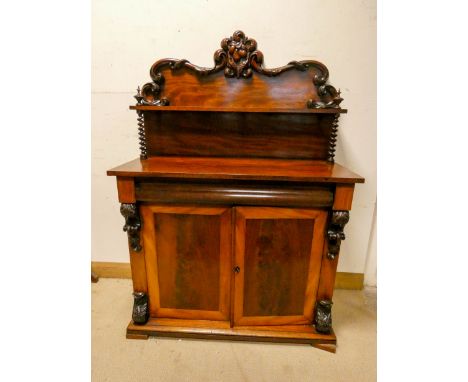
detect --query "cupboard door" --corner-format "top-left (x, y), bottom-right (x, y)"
top-left (141, 205), bottom-right (232, 321)
top-left (233, 207), bottom-right (326, 326)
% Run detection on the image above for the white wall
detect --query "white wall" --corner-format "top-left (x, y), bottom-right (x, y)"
top-left (92, 0), bottom-right (376, 276)
top-left (364, 205), bottom-right (377, 286)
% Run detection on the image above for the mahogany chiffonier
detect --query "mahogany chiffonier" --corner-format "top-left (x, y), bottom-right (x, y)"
top-left (107, 30), bottom-right (364, 353)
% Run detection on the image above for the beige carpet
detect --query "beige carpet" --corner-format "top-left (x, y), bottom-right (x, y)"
top-left (92, 279), bottom-right (376, 382)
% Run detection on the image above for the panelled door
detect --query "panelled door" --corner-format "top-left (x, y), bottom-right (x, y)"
top-left (141, 205), bottom-right (232, 321)
top-left (233, 207), bottom-right (327, 326)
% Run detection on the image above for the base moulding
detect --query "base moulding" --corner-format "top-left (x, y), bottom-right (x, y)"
top-left (126, 318), bottom-right (337, 353)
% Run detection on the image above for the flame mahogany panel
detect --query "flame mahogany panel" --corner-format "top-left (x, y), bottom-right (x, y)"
top-left (242, 218), bottom-right (315, 317)
top-left (157, 69), bottom-right (320, 109)
top-left (144, 111), bottom-right (334, 159)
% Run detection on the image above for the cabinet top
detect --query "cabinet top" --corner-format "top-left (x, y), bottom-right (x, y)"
top-left (130, 106), bottom-right (348, 114)
top-left (107, 157), bottom-right (364, 184)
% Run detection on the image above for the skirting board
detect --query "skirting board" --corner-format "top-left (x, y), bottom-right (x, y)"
top-left (91, 261), bottom-right (364, 290)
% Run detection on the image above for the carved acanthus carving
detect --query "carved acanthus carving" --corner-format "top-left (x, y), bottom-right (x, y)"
top-left (120, 203), bottom-right (142, 252)
top-left (327, 210), bottom-right (350, 260)
top-left (315, 300), bottom-right (333, 333)
top-left (135, 30), bottom-right (343, 108)
top-left (132, 292), bottom-right (149, 325)
top-left (221, 30), bottom-right (257, 78)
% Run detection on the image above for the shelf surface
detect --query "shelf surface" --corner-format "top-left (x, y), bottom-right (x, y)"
top-left (107, 156), bottom-right (364, 183)
top-left (129, 105), bottom-right (347, 114)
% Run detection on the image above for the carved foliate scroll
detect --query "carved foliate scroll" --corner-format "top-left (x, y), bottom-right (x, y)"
top-left (135, 30), bottom-right (343, 108)
top-left (132, 292), bottom-right (149, 325)
top-left (136, 76), bottom-right (170, 106)
top-left (120, 203), bottom-right (142, 252)
top-left (315, 300), bottom-right (333, 333)
top-left (327, 210), bottom-right (350, 260)
top-left (307, 88), bottom-right (343, 109)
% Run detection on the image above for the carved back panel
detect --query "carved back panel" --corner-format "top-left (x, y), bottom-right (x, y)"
top-left (134, 30), bottom-right (344, 161)
top-left (148, 69), bottom-right (325, 109)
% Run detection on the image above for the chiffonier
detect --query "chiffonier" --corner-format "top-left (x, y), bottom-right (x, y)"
top-left (107, 30), bottom-right (364, 353)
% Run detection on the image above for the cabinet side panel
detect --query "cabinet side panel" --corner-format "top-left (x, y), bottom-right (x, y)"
top-left (243, 219), bottom-right (315, 317)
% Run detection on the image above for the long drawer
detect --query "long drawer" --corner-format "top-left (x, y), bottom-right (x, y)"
top-left (135, 179), bottom-right (333, 208)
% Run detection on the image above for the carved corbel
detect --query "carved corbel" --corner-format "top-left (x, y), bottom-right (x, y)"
top-left (315, 299), bottom-right (333, 333)
top-left (327, 210), bottom-right (350, 260)
top-left (307, 87), bottom-right (343, 109)
top-left (120, 203), bottom-right (142, 252)
top-left (136, 73), bottom-right (170, 106)
top-left (132, 292), bottom-right (149, 325)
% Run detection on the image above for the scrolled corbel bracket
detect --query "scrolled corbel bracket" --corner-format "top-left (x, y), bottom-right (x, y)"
top-left (120, 203), bottom-right (142, 252)
top-left (135, 74), bottom-right (170, 106)
top-left (327, 210), bottom-right (350, 260)
top-left (314, 299), bottom-right (333, 333)
top-left (307, 75), bottom-right (343, 109)
top-left (132, 292), bottom-right (149, 325)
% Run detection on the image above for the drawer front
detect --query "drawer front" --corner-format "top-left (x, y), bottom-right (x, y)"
top-left (141, 205), bottom-right (232, 321)
top-left (136, 180), bottom-right (333, 208)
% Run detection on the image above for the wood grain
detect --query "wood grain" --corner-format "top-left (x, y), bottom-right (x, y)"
top-left (129, 246), bottom-right (148, 293)
top-left (141, 205), bottom-right (232, 321)
top-left (153, 69), bottom-right (325, 109)
top-left (317, 239), bottom-right (338, 302)
top-left (233, 207), bottom-right (326, 326)
top-left (130, 105), bottom-right (347, 113)
top-left (91, 261), bottom-right (364, 290)
top-left (108, 157), bottom-right (365, 183)
top-left (127, 319), bottom-right (336, 348)
top-left (135, 180), bottom-right (333, 207)
top-left (116, 177), bottom-right (135, 203)
top-left (333, 184), bottom-right (355, 210)
top-left (143, 112), bottom-right (334, 160)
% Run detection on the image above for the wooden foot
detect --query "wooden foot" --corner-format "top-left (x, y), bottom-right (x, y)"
top-left (312, 342), bottom-right (336, 353)
top-left (132, 292), bottom-right (149, 324)
top-left (91, 271), bottom-right (99, 283)
top-left (126, 333), bottom-right (149, 340)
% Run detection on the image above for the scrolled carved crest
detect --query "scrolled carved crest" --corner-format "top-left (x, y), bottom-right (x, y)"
top-left (135, 30), bottom-right (343, 108)
top-left (220, 30), bottom-right (258, 78)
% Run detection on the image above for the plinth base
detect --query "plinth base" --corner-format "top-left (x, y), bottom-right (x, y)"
top-left (126, 318), bottom-right (337, 353)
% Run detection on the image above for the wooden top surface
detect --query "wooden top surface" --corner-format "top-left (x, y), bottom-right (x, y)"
top-left (107, 157), bottom-right (364, 183)
top-left (130, 106), bottom-right (347, 114)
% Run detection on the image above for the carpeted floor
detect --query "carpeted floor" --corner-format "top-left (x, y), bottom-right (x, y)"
top-left (92, 279), bottom-right (376, 382)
